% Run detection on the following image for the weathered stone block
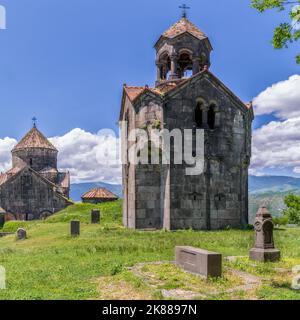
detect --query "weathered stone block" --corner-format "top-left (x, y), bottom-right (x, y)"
top-left (249, 248), bottom-right (280, 262)
top-left (16, 228), bottom-right (27, 240)
top-left (175, 246), bottom-right (222, 278)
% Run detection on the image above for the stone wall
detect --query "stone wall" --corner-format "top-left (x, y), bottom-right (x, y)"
top-left (164, 75), bottom-right (251, 229)
top-left (12, 148), bottom-right (58, 172)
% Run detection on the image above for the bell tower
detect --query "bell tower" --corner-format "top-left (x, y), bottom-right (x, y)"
top-left (154, 14), bottom-right (213, 85)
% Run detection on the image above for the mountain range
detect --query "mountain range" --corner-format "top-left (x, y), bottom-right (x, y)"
top-left (70, 175), bottom-right (300, 223)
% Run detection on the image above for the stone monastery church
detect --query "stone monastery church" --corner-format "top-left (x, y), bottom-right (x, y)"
top-left (0, 125), bottom-right (72, 221)
top-left (120, 16), bottom-right (254, 230)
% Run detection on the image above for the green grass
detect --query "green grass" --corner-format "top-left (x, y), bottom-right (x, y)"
top-left (0, 200), bottom-right (300, 300)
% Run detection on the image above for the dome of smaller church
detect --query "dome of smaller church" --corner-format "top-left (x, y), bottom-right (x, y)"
top-left (11, 126), bottom-right (58, 172)
top-left (12, 126), bottom-right (57, 152)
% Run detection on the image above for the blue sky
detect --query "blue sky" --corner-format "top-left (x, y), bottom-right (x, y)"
top-left (0, 0), bottom-right (299, 182)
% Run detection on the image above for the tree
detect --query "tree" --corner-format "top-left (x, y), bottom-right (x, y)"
top-left (251, 0), bottom-right (300, 64)
top-left (283, 194), bottom-right (300, 224)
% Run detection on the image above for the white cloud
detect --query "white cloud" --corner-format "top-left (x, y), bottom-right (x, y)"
top-left (0, 129), bottom-right (122, 184)
top-left (253, 75), bottom-right (300, 119)
top-left (50, 128), bottom-right (121, 184)
top-left (0, 137), bottom-right (17, 173)
top-left (252, 74), bottom-right (300, 175)
top-left (251, 117), bottom-right (300, 171)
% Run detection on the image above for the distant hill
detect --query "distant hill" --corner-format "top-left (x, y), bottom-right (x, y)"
top-left (249, 175), bottom-right (300, 194)
top-left (70, 175), bottom-right (300, 222)
top-left (248, 175), bottom-right (300, 222)
top-left (70, 182), bottom-right (122, 202)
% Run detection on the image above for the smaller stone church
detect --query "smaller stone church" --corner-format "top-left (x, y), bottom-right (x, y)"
top-left (0, 125), bottom-right (72, 221)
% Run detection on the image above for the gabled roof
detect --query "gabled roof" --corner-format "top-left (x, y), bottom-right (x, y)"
top-left (0, 165), bottom-right (72, 203)
top-left (123, 86), bottom-right (163, 103)
top-left (12, 126), bottom-right (57, 152)
top-left (0, 166), bottom-right (24, 186)
top-left (121, 69), bottom-right (254, 119)
top-left (163, 17), bottom-right (207, 40)
top-left (81, 187), bottom-right (118, 200)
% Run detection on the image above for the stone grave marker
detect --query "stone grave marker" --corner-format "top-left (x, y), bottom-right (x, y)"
top-left (16, 228), bottom-right (27, 240)
top-left (70, 220), bottom-right (80, 237)
top-left (91, 209), bottom-right (100, 224)
top-left (249, 207), bottom-right (280, 262)
top-left (175, 246), bottom-right (222, 278)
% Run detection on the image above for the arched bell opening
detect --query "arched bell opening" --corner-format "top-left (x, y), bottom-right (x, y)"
top-left (178, 52), bottom-right (193, 78)
top-left (158, 53), bottom-right (171, 80)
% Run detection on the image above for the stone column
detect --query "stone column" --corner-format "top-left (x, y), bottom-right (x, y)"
top-left (162, 166), bottom-right (171, 230)
top-left (156, 62), bottom-right (162, 81)
top-left (202, 106), bottom-right (209, 129)
top-left (169, 55), bottom-right (178, 80)
top-left (192, 57), bottom-right (201, 75)
top-left (70, 220), bottom-right (80, 237)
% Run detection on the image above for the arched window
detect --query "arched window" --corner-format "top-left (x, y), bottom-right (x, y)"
top-left (159, 53), bottom-right (171, 80)
top-left (29, 158), bottom-right (33, 167)
top-left (207, 105), bottom-right (216, 130)
top-left (195, 102), bottom-right (204, 128)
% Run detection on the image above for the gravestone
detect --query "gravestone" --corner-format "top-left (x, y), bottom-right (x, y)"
top-left (70, 220), bottom-right (80, 237)
top-left (0, 213), bottom-right (4, 229)
top-left (249, 207), bottom-right (280, 262)
top-left (175, 246), bottom-right (222, 278)
top-left (16, 228), bottom-right (27, 240)
top-left (91, 209), bottom-right (100, 224)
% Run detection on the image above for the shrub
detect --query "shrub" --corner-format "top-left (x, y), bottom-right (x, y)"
top-left (273, 215), bottom-right (289, 226)
top-left (283, 194), bottom-right (300, 224)
top-left (1, 221), bottom-right (33, 233)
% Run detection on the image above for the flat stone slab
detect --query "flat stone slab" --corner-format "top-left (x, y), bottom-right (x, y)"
top-left (0, 232), bottom-right (14, 238)
top-left (175, 246), bottom-right (222, 278)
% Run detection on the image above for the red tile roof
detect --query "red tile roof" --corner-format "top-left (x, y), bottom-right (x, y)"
top-left (162, 18), bottom-right (207, 40)
top-left (12, 127), bottom-right (57, 152)
top-left (123, 70), bottom-right (253, 113)
top-left (81, 188), bottom-right (119, 200)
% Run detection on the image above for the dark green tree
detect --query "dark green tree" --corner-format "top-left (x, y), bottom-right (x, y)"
top-left (284, 194), bottom-right (300, 224)
top-left (251, 0), bottom-right (300, 63)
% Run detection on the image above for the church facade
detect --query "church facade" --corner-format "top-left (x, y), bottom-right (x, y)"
top-left (0, 126), bottom-right (72, 221)
top-left (120, 17), bottom-right (254, 230)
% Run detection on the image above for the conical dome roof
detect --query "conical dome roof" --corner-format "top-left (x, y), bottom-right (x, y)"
top-left (12, 126), bottom-right (57, 152)
top-left (162, 17), bottom-right (207, 40)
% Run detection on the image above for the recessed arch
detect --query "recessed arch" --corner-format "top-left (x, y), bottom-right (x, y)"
top-left (195, 100), bottom-right (206, 128)
top-left (207, 104), bottom-right (216, 130)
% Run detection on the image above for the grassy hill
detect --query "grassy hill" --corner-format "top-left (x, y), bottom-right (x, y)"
top-left (69, 176), bottom-right (300, 221)
top-left (1, 201), bottom-right (300, 300)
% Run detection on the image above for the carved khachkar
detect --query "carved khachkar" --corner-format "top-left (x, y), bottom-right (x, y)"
top-left (16, 228), bottom-right (27, 240)
top-left (249, 207), bottom-right (280, 262)
top-left (91, 209), bottom-right (100, 224)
